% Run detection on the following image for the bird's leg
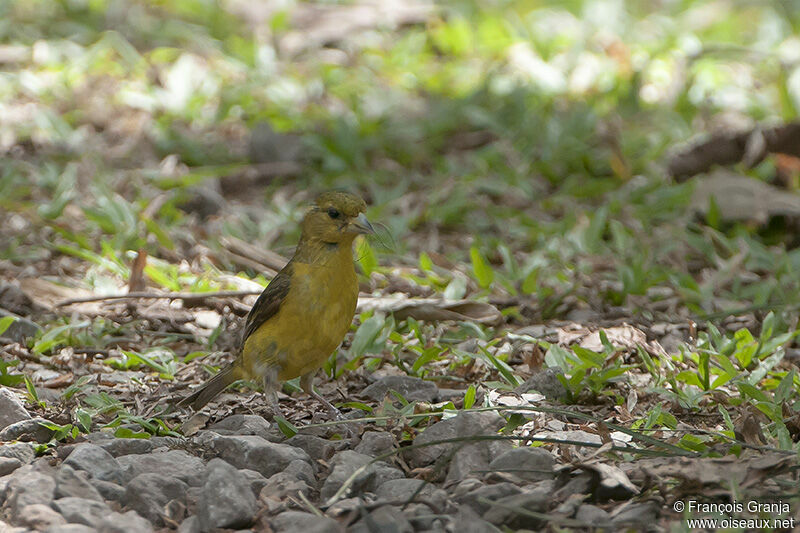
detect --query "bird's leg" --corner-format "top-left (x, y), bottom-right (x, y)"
top-left (300, 372), bottom-right (344, 421)
top-left (262, 369), bottom-right (286, 421)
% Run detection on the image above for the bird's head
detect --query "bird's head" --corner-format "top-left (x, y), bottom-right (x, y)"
top-left (300, 191), bottom-right (374, 245)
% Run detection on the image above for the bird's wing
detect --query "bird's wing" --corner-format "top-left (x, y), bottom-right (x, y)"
top-left (242, 263), bottom-right (293, 342)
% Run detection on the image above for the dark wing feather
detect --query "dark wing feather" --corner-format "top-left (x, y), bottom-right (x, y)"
top-left (242, 263), bottom-right (293, 342)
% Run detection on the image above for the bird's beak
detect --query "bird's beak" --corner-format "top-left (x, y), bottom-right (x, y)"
top-left (350, 212), bottom-right (375, 235)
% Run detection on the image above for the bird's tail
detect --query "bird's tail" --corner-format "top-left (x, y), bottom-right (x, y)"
top-left (178, 366), bottom-right (237, 411)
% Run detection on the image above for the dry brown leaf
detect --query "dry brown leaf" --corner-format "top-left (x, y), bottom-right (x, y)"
top-left (690, 170), bottom-right (800, 225)
top-left (557, 324), bottom-right (667, 358)
top-left (18, 278), bottom-right (103, 314)
top-left (357, 296), bottom-right (503, 326)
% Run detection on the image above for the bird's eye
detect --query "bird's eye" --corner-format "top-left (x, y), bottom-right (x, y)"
top-left (327, 207), bottom-right (340, 219)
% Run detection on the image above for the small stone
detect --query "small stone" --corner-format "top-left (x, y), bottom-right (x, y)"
top-left (117, 450), bottom-right (205, 486)
top-left (210, 414), bottom-right (273, 440)
top-left (351, 505), bottom-right (412, 533)
top-left (354, 431), bottom-right (395, 459)
top-left (238, 469), bottom-right (269, 496)
top-left (361, 376), bottom-right (439, 403)
top-left (207, 434), bottom-right (310, 479)
top-left (97, 510), bottom-right (154, 533)
top-left (452, 479), bottom-right (522, 516)
top-left (177, 515), bottom-right (201, 533)
top-left (375, 478), bottom-right (447, 511)
top-left (0, 387), bottom-right (30, 431)
top-left (0, 310), bottom-right (40, 344)
top-left (576, 504), bottom-right (611, 525)
top-left (99, 438), bottom-right (154, 457)
top-left (450, 506), bottom-right (498, 533)
top-left (0, 417), bottom-right (56, 443)
top-left (0, 282), bottom-right (39, 316)
top-left (611, 501), bottom-right (659, 528)
top-left (124, 473), bottom-right (188, 526)
top-left (55, 465), bottom-right (104, 502)
top-left (513, 367), bottom-right (567, 400)
top-left (482, 483), bottom-right (553, 529)
top-left (6, 470), bottom-right (56, 516)
top-left (320, 450), bottom-right (403, 501)
top-left (90, 479), bottom-right (125, 502)
top-left (17, 503), bottom-right (66, 530)
top-left (44, 525), bottom-right (96, 533)
top-left (198, 458), bottom-right (257, 531)
top-left (0, 456), bottom-right (22, 476)
top-left (553, 471), bottom-right (593, 501)
top-left (407, 411), bottom-right (506, 468)
top-left (269, 511), bottom-right (340, 533)
top-left (63, 443), bottom-right (124, 484)
top-left (259, 472), bottom-right (310, 501)
top-left (284, 459), bottom-right (315, 486)
top-left (0, 442), bottom-right (35, 465)
top-left (52, 497), bottom-right (111, 528)
top-left (285, 434), bottom-right (335, 462)
top-left (487, 447), bottom-right (555, 482)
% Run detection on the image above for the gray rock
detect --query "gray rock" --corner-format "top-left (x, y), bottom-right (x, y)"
top-left (320, 450), bottom-right (403, 501)
top-left (487, 447), bottom-right (555, 482)
top-left (452, 479), bottom-right (522, 515)
top-left (63, 444), bottom-right (124, 484)
top-left (124, 473), bottom-right (188, 526)
top-left (5, 470), bottom-right (56, 516)
top-left (407, 411), bottom-right (507, 469)
top-left (238, 469), bottom-right (269, 496)
top-left (197, 458), bottom-right (257, 531)
top-left (361, 376), bottom-right (439, 403)
top-left (17, 503), bottom-right (66, 530)
top-left (269, 511), bottom-right (341, 533)
top-left (117, 450), bottom-right (205, 486)
top-left (450, 506), bottom-right (500, 533)
top-left (99, 438), bottom-right (154, 457)
top-left (285, 434), bottom-right (335, 462)
top-left (0, 310), bottom-right (40, 344)
top-left (513, 367), bottom-right (567, 400)
top-left (576, 504), bottom-right (611, 525)
top-left (354, 431), bottom-right (395, 459)
top-left (610, 501), bottom-right (659, 528)
top-left (284, 459), bottom-right (315, 486)
top-left (553, 471), bottom-right (593, 501)
top-left (0, 442), bottom-right (34, 465)
top-left (90, 479), bottom-right (125, 502)
top-left (177, 515), bottom-right (201, 533)
top-left (210, 414), bottom-right (272, 440)
top-left (97, 510), bottom-right (154, 533)
top-left (0, 456), bottom-right (22, 476)
top-left (44, 525), bottom-right (96, 533)
top-left (259, 472), bottom-right (311, 501)
top-left (482, 483), bottom-right (553, 529)
top-left (0, 282), bottom-right (39, 316)
top-left (207, 434), bottom-right (310, 479)
top-left (350, 505), bottom-right (412, 533)
top-left (52, 497), bottom-right (111, 528)
top-left (0, 417), bottom-right (56, 442)
top-left (0, 387), bottom-right (30, 431)
top-left (55, 465), bottom-right (104, 502)
top-left (375, 478), bottom-right (447, 511)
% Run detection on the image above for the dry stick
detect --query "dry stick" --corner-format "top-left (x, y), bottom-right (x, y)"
top-left (55, 290), bottom-right (263, 308)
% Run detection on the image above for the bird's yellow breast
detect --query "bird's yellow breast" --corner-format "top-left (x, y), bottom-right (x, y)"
top-left (240, 251), bottom-right (358, 383)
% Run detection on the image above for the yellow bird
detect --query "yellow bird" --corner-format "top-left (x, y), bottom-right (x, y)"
top-left (179, 191), bottom-right (374, 416)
